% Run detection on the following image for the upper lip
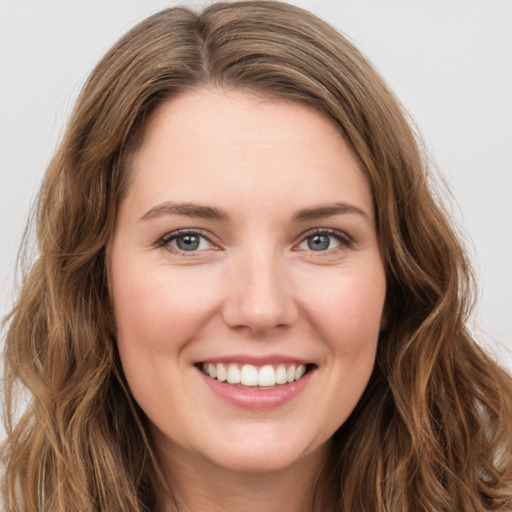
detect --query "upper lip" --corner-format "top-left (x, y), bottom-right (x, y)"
top-left (197, 354), bottom-right (313, 366)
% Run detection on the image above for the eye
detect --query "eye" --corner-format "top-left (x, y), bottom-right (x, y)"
top-left (159, 230), bottom-right (216, 253)
top-left (296, 229), bottom-right (352, 253)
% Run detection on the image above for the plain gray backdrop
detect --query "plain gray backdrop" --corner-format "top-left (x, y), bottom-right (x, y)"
top-left (1, 0), bottom-right (511, 375)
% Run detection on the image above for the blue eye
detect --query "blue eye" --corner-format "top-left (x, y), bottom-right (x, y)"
top-left (297, 230), bottom-right (351, 252)
top-left (160, 230), bottom-right (214, 253)
top-left (175, 234), bottom-right (202, 251)
top-left (307, 234), bottom-right (332, 251)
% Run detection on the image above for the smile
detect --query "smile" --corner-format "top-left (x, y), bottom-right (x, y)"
top-left (196, 360), bottom-right (316, 409)
top-left (200, 362), bottom-right (310, 387)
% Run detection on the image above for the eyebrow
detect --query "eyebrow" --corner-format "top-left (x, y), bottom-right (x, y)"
top-left (139, 201), bottom-right (370, 224)
top-left (291, 202), bottom-right (370, 223)
top-left (140, 202), bottom-right (230, 222)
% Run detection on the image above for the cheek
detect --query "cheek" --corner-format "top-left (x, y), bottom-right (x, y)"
top-left (112, 265), bottom-right (222, 355)
top-left (297, 265), bottom-right (386, 359)
top-left (309, 272), bottom-right (386, 332)
top-left (301, 267), bottom-right (385, 429)
top-left (111, 264), bottom-right (223, 424)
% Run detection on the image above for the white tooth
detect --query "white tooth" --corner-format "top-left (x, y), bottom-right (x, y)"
top-left (258, 365), bottom-right (276, 386)
top-left (275, 364), bottom-right (287, 385)
top-left (227, 363), bottom-right (241, 384)
top-left (216, 363), bottom-right (227, 382)
top-left (240, 364), bottom-right (258, 386)
top-left (287, 364), bottom-right (296, 383)
top-left (295, 364), bottom-right (306, 381)
top-left (208, 363), bottom-right (217, 379)
top-left (202, 363), bottom-right (208, 375)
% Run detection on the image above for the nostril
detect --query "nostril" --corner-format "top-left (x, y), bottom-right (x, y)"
top-left (220, 276), bottom-right (299, 334)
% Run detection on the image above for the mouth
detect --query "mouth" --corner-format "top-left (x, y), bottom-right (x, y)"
top-left (196, 362), bottom-right (316, 389)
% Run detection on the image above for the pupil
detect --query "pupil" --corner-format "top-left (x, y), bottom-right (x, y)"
top-left (308, 234), bottom-right (330, 251)
top-left (177, 235), bottom-right (200, 251)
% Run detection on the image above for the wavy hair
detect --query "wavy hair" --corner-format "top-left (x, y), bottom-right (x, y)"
top-left (3, 2), bottom-right (512, 510)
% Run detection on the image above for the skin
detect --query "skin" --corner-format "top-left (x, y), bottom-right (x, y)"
top-left (110, 88), bottom-right (387, 511)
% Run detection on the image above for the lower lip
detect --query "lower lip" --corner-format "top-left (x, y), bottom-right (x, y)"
top-left (197, 368), bottom-right (313, 410)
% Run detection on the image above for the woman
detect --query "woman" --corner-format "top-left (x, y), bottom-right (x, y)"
top-left (2, 2), bottom-right (511, 511)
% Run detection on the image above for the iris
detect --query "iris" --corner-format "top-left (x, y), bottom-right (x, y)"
top-left (308, 234), bottom-right (330, 251)
top-left (177, 234), bottom-right (201, 251)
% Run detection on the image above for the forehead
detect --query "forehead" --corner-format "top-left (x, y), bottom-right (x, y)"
top-left (122, 87), bottom-right (373, 222)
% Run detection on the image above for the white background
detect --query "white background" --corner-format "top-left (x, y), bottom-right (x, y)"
top-left (1, 0), bottom-right (511, 374)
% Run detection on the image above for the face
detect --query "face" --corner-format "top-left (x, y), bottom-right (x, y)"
top-left (110, 88), bottom-right (386, 477)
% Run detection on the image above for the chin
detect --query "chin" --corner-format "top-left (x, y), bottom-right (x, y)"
top-left (211, 449), bottom-right (297, 474)
top-left (194, 427), bottom-right (326, 475)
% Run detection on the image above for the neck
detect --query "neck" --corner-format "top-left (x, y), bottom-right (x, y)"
top-left (157, 440), bottom-right (332, 512)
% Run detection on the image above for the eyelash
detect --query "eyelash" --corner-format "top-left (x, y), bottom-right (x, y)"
top-left (157, 229), bottom-right (217, 254)
top-left (296, 228), bottom-right (354, 254)
top-left (157, 228), bottom-right (354, 255)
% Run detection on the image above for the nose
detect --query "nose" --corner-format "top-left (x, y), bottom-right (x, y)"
top-left (221, 250), bottom-right (299, 335)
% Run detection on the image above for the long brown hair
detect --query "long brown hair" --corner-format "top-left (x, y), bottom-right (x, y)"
top-left (3, 2), bottom-right (511, 510)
